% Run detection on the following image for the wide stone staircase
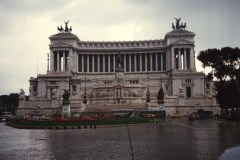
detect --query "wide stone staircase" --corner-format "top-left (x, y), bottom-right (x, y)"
top-left (85, 103), bottom-right (146, 112)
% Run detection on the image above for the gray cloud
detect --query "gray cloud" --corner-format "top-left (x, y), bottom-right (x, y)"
top-left (0, 0), bottom-right (239, 95)
top-left (0, 0), bottom-right (69, 14)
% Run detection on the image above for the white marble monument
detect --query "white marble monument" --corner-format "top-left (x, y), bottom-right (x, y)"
top-left (17, 19), bottom-right (220, 116)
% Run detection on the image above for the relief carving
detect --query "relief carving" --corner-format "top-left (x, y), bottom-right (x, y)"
top-left (127, 89), bottom-right (142, 97)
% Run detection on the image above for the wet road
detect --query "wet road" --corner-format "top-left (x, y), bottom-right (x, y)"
top-left (1, 118), bottom-right (240, 160)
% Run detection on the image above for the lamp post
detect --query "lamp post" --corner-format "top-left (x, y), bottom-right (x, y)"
top-left (146, 57), bottom-right (151, 109)
top-left (47, 53), bottom-right (50, 72)
top-left (83, 60), bottom-right (87, 105)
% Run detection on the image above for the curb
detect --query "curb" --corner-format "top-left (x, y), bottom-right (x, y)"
top-left (5, 122), bottom-right (97, 130)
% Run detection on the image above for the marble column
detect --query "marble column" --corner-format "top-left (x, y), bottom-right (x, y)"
top-left (60, 52), bottom-right (63, 71)
top-left (57, 52), bottom-right (60, 72)
top-left (63, 52), bottom-right (66, 72)
top-left (68, 50), bottom-right (73, 71)
top-left (190, 48), bottom-right (194, 70)
top-left (113, 54), bottom-right (115, 72)
top-left (161, 53), bottom-right (163, 71)
top-left (50, 51), bottom-right (54, 72)
top-left (87, 54), bottom-right (89, 72)
top-left (92, 54), bottom-right (95, 72)
top-left (165, 51), bottom-right (168, 71)
top-left (66, 57), bottom-right (69, 72)
top-left (178, 48), bottom-right (182, 70)
top-left (184, 48), bottom-right (187, 69)
top-left (150, 53), bottom-right (153, 71)
top-left (124, 54), bottom-right (126, 72)
top-left (81, 55), bottom-right (84, 73)
top-left (108, 54), bottom-right (110, 72)
top-left (134, 54), bottom-right (137, 72)
top-left (129, 54), bottom-right (132, 72)
top-left (155, 53), bottom-right (158, 71)
top-left (145, 54), bottom-right (147, 71)
top-left (103, 54), bottom-right (105, 72)
top-left (65, 52), bottom-right (68, 71)
top-left (98, 54), bottom-right (100, 72)
top-left (140, 53), bottom-right (142, 72)
top-left (171, 48), bottom-right (174, 70)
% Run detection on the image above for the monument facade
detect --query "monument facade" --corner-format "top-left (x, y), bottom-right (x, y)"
top-left (17, 19), bottom-right (219, 116)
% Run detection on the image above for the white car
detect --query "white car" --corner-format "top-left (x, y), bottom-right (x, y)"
top-left (218, 146), bottom-right (240, 160)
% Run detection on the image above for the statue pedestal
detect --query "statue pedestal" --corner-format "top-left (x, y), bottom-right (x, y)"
top-left (158, 103), bottom-right (165, 110)
top-left (51, 96), bottom-right (58, 107)
top-left (16, 94), bottom-right (26, 115)
top-left (18, 94), bottom-right (26, 108)
top-left (62, 102), bottom-right (71, 118)
top-left (115, 67), bottom-right (124, 84)
top-left (51, 96), bottom-right (58, 115)
top-left (80, 103), bottom-right (86, 112)
top-left (179, 93), bottom-right (184, 97)
top-left (157, 100), bottom-right (165, 110)
top-left (147, 102), bottom-right (151, 110)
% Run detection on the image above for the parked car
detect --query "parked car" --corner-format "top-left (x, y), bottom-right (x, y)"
top-left (6, 115), bottom-right (24, 122)
top-left (188, 109), bottom-right (213, 121)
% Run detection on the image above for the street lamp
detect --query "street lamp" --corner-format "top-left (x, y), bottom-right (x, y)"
top-left (83, 60), bottom-right (88, 105)
top-left (146, 56), bottom-right (151, 109)
top-left (146, 89), bottom-right (151, 103)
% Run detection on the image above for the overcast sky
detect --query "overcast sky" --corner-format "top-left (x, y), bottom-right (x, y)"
top-left (0, 0), bottom-right (239, 95)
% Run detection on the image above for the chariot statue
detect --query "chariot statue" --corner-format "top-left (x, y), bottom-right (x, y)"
top-left (172, 18), bottom-right (187, 30)
top-left (57, 20), bottom-right (72, 32)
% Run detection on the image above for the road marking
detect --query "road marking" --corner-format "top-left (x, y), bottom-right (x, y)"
top-left (172, 121), bottom-right (199, 130)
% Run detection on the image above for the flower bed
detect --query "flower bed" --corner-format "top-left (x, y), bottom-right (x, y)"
top-left (7, 117), bottom-right (154, 129)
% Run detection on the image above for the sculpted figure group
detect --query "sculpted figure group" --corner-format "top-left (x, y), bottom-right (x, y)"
top-left (172, 18), bottom-right (187, 30)
top-left (57, 20), bottom-right (72, 32)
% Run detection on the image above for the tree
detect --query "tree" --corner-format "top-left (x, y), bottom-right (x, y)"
top-left (197, 47), bottom-right (240, 117)
top-left (0, 93), bottom-right (19, 114)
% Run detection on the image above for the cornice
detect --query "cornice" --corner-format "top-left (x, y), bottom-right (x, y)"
top-left (165, 30), bottom-right (195, 38)
top-left (50, 41), bottom-right (72, 47)
top-left (77, 39), bottom-right (166, 50)
top-left (76, 46), bottom-right (167, 53)
top-left (171, 39), bottom-right (194, 45)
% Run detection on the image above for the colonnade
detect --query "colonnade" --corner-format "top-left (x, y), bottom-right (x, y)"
top-left (51, 51), bottom-right (69, 72)
top-left (49, 48), bottom-right (193, 73)
top-left (78, 52), bottom-right (166, 73)
top-left (173, 48), bottom-right (191, 70)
